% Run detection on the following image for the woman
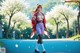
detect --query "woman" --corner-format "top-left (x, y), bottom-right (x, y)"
top-left (31, 4), bottom-right (50, 53)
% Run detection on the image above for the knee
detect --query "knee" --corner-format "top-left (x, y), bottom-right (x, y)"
top-left (37, 34), bottom-right (43, 44)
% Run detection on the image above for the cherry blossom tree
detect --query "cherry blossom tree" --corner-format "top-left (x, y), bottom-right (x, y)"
top-left (0, 0), bottom-right (28, 38)
top-left (46, 4), bottom-right (78, 38)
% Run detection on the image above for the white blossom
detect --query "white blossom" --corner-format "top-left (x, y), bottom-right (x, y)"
top-left (45, 4), bottom-right (78, 23)
top-left (0, 0), bottom-right (29, 16)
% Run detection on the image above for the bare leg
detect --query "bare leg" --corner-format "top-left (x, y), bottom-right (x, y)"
top-left (41, 44), bottom-right (45, 51)
top-left (35, 43), bottom-right (39, 51)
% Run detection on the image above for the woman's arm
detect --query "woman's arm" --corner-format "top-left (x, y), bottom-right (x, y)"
top-left (42, 13), bottom-right (47, 30)
top-left (31, 14), bottom-right (37, 29)
top-left (30, 14), bottom-right (37, 38)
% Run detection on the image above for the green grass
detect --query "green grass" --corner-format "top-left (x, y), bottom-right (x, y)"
top-left (69, 34), bottom-right (80, 40)
top-left (0, 40), bottom-right (4, 47)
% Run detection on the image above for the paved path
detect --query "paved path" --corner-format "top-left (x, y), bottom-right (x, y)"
top-left (1, 39), bottom-right (80, 53)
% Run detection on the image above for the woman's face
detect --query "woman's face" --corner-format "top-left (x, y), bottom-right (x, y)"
top-left (38, 7), bottom-right (42, 12)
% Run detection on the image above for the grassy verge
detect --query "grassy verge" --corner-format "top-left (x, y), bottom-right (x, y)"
top-left (69, 35), bottom-right (80, 40)
top-left (0, 40), bottom-right (4, 47)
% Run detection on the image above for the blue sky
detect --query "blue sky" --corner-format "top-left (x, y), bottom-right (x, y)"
top-left (26, 0), bottom-right (48, 7)
top-left (26, 0), bottom-right (65, 7)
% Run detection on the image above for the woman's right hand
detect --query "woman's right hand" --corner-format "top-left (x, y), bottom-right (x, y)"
top-left (44, 28), bottom-right (47, 31)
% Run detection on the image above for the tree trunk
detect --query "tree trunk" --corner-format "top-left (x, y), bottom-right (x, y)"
top-left (0, 15), bottom-right (2, 38)
top-left (60, 13), bottom-right (69, 38)
top-left (66, 19), bottom-right (69, 38)
top-left (54, 18), bottom-right (59, 38)
top-left (6, 13), bottom-right (13, 38)
top-left (77, 13), bottom-right (80, 35)
top-left (12, 22), bottom-right (16, 33)
top-left (0, 20), bottom-right (2, 38)
top-left (77, 3), bottom-right (80, 35)
top-left (12, 22), bottom-right (16, 38)
top-left (56, 23), bottom-right (58, 38)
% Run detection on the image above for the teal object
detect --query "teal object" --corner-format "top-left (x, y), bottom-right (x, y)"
top-left (1, 39), bottom-right (80, 53)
